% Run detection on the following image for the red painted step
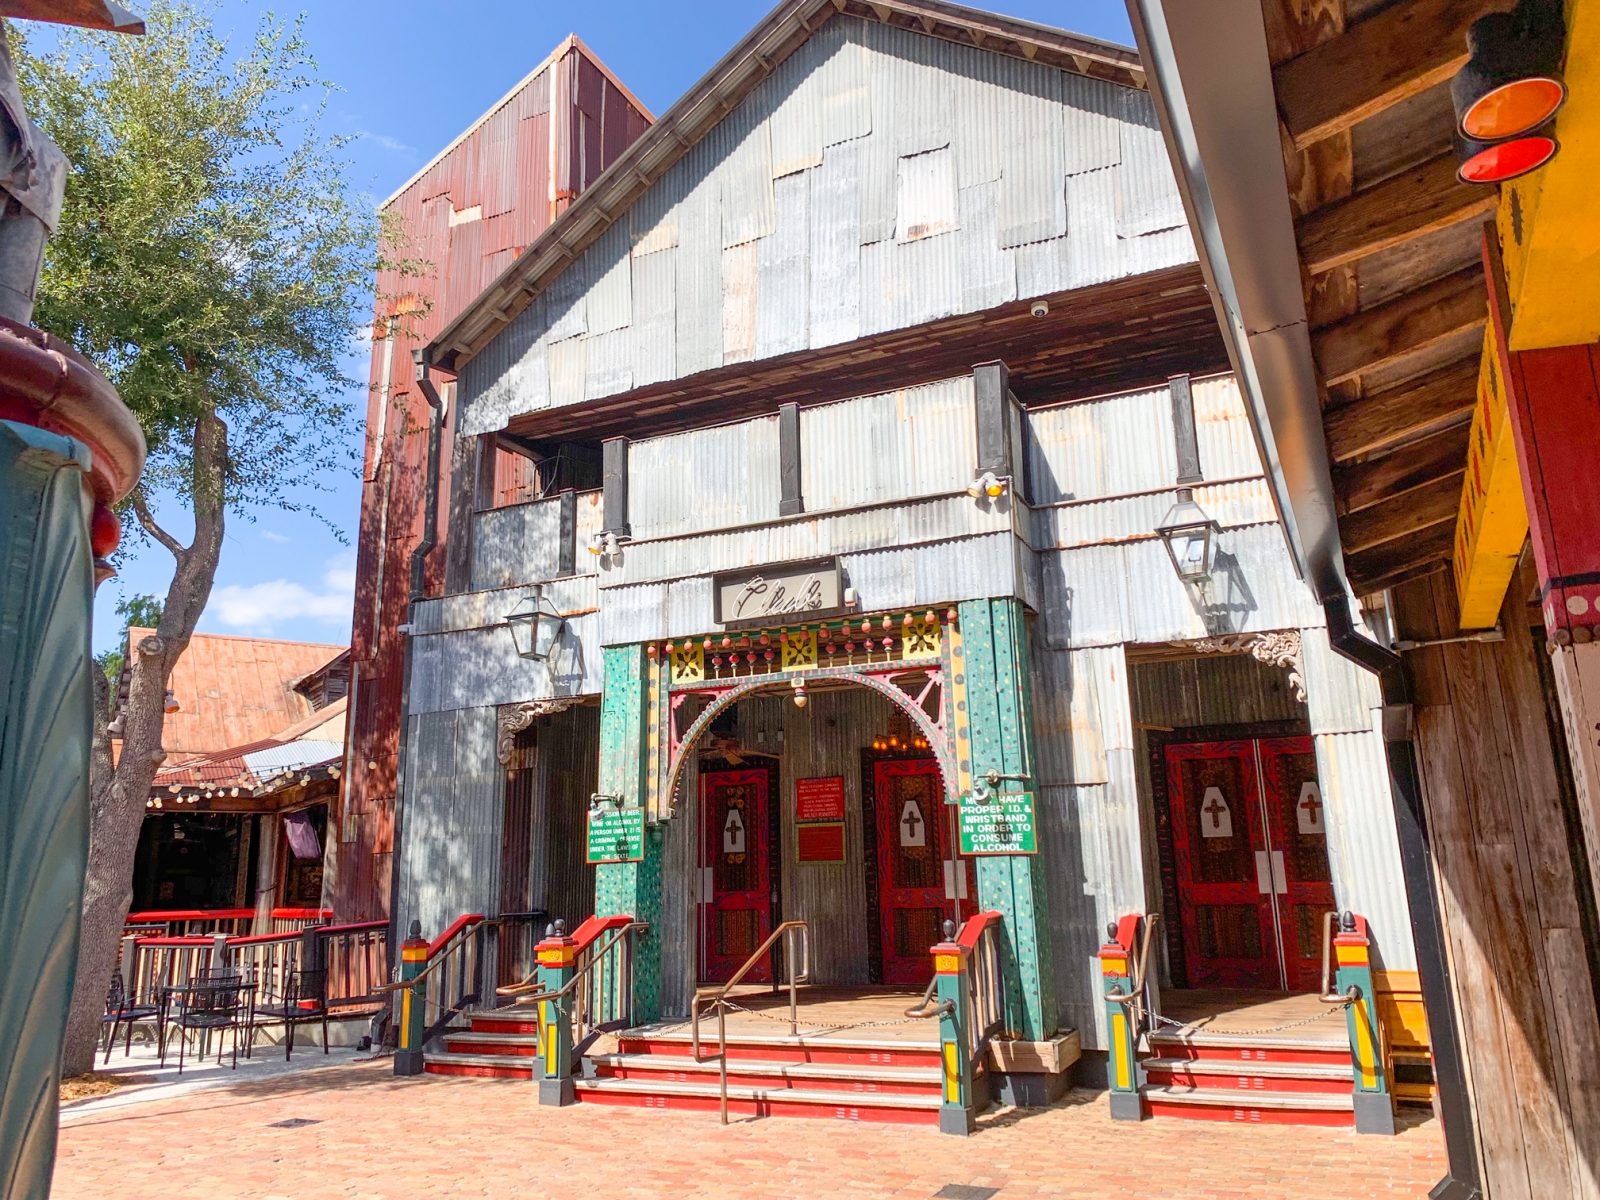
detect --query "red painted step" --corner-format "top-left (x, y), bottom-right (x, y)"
top-left (443, 1031), bottom-right (541, 1057)
top-left (1142, 1057), bottom-right (1352, 1096)
top-left (589, 1051), bottom-right (941, 1097)
top-left (574, 1077), bottom-right (941, 1125)
top-left (467, 1016), bottom-right (541, 1036)
top-left (424, 1051), bottom-right (534, 1080)
top-left (1141, 1085), bottom-right (1354, 1128)
top-left (614, 1031), bottom-right (942, 1070)
top-left (1149, 1031), bottom-right (1351, 1068)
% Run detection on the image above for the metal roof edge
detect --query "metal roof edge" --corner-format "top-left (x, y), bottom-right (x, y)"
top-left (1124, 0), bottom-right (1351, 605)
top-left (427, 0), bottom-right (1148, 373)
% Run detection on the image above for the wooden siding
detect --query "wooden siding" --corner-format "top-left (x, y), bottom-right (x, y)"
top-left (1397, 562), bottom-right (1600, 1200)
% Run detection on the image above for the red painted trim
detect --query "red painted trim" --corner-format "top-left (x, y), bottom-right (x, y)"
top-left (569, 913), bottom-right (635, 953)
top-left (956, 910), bottom-right (1004, 952)
top-left (127, 908), bottom-right (254, 922)
top-left (427, 913), bottom-right (486, 957)
top-left (1111, 913), bottom-right (1142, 955)
top-left (1334, 912), bottom-right (1370, 946)
top-left (225, 932), bottom-right (299, 946)
top-left (1143, 1099), bottom-right (1353, 1127)
top-left (270, 907), bottom-right (333, 920)
top-left (316, 920), bottom-right (388, 935)
top-left (133, 936), bottom-right (215, 948)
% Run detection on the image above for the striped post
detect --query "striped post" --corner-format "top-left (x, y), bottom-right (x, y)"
top-left (394, 921), bottom-right (428, 1076)
top-left (1335, 912), bottom-right (1395, 1135)
top-left (535, 920), bottom-right (577, 1106)
top-left (931, 920), bottom-right (975, 1136)
top-left (1099, 917), bottom-right (1144, 1121)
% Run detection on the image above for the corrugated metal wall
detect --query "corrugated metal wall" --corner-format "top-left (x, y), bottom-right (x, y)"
top-left (459, 17), bottom-right (1193, 437)
top-left (470, 497), bottom-right (568, 590)
top-left (536, 704), bottom-right (598, 931)
top-left (629, 417), bottom-right (782, 540)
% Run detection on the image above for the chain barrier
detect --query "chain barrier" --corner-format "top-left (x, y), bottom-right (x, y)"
top-left (1124, 993), bottom-right (1353, 1039)
top-left (717, 998), bottom-right (930, 1033)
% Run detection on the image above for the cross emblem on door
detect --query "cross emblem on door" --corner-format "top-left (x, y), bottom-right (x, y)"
top-left (1203, 792), bottom-right (1228, 830)
top-left (900, 801), bottom-right (924, 846)
top-left (1297, 781), bottom-right (1325, 834)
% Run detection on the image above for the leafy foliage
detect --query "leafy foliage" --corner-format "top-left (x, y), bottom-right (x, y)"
top-left (95, 593), bottom-right (165, 683)
top-left (16, 1), bottom-right (401, 522)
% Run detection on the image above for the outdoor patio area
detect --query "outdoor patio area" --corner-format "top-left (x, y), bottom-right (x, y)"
top-left (53, 1057), bottom-right (1448, 1200)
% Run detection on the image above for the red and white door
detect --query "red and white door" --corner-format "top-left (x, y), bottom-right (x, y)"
top-left (874, 759), bottom-right (975, 986)
top-left (700, 768), bottom-right (772, 984)
top-left (1166, 736), bottom-right (1334, 991)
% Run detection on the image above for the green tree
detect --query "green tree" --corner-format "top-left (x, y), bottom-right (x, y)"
top-left (95, 592), bottom-right (165, 683)
top-left (17, 1), bottom-right (411, 1074)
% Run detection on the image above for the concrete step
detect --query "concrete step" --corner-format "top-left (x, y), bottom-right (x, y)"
top-left (423, 1050), bottom-right (535, 1080)
top-left (443, 1031), bottom-right (542, 1057)
top-left (574, 1075), bottom-right (942, 1124)
top-left (1142, 1055), bottom-right (1352, 1096)
top-left (1141, 1083), bottom-right (1355, 1127)
top-left (588, 1051), bottom-right (941, 1096)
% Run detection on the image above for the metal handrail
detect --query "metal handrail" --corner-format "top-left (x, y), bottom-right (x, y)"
top-left (494, 920), bottom-right (646, 1069)
top-left (493, 921), bottom-right (643, 1007)
top-left (904, 976), bottom-right (949, 1019)
top-left (1103, 913), bottom-right (1161, 1041)
top-left (688, 920), bottom-right (811, 1125)
top-left (1318, 910), bottom-right (1361, 1004)
top-left (372, 923), bottom-right (479, 997)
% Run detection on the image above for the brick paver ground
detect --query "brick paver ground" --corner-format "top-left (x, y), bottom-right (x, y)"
top-left (53, 1058), bottom-right (1447, 1199)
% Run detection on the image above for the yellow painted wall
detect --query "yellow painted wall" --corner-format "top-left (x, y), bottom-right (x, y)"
top-left (1453, 327), bottom-right (1531, 629)
top-left (1499, 0), bottom-right (1600, 350)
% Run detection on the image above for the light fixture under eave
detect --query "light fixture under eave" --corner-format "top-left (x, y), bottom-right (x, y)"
top-left (1456, 129), bottom-right (1559, 184)
top-left (965, 471), bottom-right (1008, 500)
top-left (1452, 2), bottom-right (1567, 142)
top-left (505, 585), bottom-right (566, 661)
top-left (163, 689), bottom-right (180, 714)
top-left (1155, 487), bottom-right (1221, 584)
top-left (791, 679), bottom-right (809, 709)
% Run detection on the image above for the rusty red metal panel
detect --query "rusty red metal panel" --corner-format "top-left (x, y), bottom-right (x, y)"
top-left (331, 42), bottom-right (650, 923)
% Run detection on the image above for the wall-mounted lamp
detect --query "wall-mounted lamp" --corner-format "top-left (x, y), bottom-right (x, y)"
top-left (588, 530), bottom-right (624, 558)
top-left (1155, 487), bottom-right (1221, 584)
top-left (790, 679), bottom-right (809, 709)
top-left (505, 584), bottom-right (566, 661)
top-left (588, 792), bottom-right (623, 813)
top-left (1453, 0), bottom-right (1567, 184)
top-left (966, 471), bottom-right (1008, 500)
top-left (163, 689), bottom-right (180, 714)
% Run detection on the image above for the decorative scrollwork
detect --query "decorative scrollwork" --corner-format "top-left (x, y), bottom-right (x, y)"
top-left (496, 698), bottom-right (579, 765)
top-left (1174, 629), bottom-right (1306, 703)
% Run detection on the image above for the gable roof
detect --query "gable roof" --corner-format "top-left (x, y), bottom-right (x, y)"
top-left (427, 0), bottom-right (1144, 373)
top-left (123, 629), bottom-right (346, 759)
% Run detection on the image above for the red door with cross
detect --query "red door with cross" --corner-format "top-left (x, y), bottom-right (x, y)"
top-left (701, 768), bottom-right (772, 983)
top-left (1166, 736), bottom-right (1334, 991)
top-left (874, 758), bottom-right (976, 986)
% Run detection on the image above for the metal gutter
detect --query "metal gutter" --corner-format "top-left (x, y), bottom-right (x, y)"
top-left (1123, 0), bottom-right (1346, 603)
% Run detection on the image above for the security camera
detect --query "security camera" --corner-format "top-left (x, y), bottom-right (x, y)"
top-left (1030, 300), bottom-right (1049, 319)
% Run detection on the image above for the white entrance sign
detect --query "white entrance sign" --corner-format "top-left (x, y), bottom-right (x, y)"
top-left (899, 799), bottom-right (926, 847)
top-left (1200, 786), bottom-right (1233, 839)
top-left (1297, 781), bottom-right (1325, 835)
top-left (723, 808), bottom-right (746, 855)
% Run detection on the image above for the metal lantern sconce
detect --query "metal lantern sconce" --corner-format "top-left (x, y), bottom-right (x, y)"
top-left (163, 689), bottom-right (180, 714)
top-left (1453, 0), bottom-right (1567, 184)
top-left (791, 679), bottom-right (809, 709)
top-left (505, 585), bottom-right (565, 661)
top-left (1156, 487), bottom-right (1222, 584)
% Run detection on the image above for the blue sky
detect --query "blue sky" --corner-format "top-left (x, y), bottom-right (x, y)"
top-left (89, 0), bottom-right (1134, 654)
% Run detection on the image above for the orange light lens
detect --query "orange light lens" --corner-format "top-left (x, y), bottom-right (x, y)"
top-left (1457, 134), bottom-right (1558, 184)
top-left (1461, 77), bottom-right (1566, 140)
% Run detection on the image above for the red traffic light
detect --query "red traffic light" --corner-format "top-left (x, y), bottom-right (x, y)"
top-left (1456, 131), bottom-right (1559, 184)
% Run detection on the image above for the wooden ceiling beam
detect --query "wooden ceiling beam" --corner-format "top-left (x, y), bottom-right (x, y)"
top-left (1340, 471), bottom-right (1465, 553)
top-left (1323, 356), bottom-right (1479, 461)
top-left (1346, 517), bottom-right (1457, 589)
top-left (1314, 266), bottom-right (1486, 385)
top-left (1275, 0), bottom-right (1506, 150)
top-left (1296, 154), bottom-right (1498, 276)
top-left (1336, 420), bottom-right (1471, 513)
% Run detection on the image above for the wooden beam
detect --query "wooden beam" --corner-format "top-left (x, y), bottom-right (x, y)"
top-left (1324, 357), bottom-right (1479, 461)
top-left (1275, 0), bottom-right (1506, 150)
top-left (1346, 517), bottom-right (1456, 587)
top-left (1314, 268), bottom-right (1486, 386)
top-left (1340, 472), bottom-right (1466, 553)
top-left (1296, 154), bottom-right (1499, 276)
top-left (1336, 420), bottom-right (1471, 513)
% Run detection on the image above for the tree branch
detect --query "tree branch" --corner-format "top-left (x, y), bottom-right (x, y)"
top-left (129, 489), bottom-right (187, 560)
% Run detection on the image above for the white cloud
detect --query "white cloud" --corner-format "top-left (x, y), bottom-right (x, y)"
top-left (356, 129), bottom-right (417, 155)
top-left (208, 553), bottom-right (355, 634)
top-left (261, 530), bottom-right (291, 544)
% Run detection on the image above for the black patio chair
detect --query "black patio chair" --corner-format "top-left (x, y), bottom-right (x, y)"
top-left (161, 974), bottom-right (245, 1075)
top-left (249, 967), bottom-right (329, 1061)
top-left (101, 973), bottom-right (160, 1063)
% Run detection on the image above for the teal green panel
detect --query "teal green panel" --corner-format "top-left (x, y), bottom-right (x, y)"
top-left (958, 598), bottom-right (1056, 1040)
top-left (0, 421), bottom-right (93, 1199)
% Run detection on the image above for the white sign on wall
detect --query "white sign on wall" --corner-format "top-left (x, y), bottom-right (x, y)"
top-left (1297, 781), bottom-right (1325, 835)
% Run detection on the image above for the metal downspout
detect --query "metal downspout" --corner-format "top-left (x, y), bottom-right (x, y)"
top-left (1324, 599), bottom-right (1482, 1200)
top-left (386, 350), bottom-right (445, 970)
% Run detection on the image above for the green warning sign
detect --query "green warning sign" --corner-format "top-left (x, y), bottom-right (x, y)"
top-left (586, 805), bottom-right (646, 865)
top-left (958, 790), bottom-right (1038, 855)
